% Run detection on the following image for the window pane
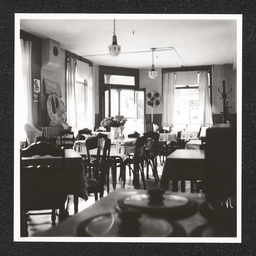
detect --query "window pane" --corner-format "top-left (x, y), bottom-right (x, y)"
top-left (75, 83), bottom-right (87, 128)
top-left (120, 90), bottom-right (134, 118)
top-left (104, 74), bottom-right (135, 86)
top-left (104, 90), bottom-right (109, 117)
top-left (110, 89), bottom-right (118, 116)
top-left (135, 91), bottom-right (145, 134)
top-left (174, 88), bottom-right (199, 127)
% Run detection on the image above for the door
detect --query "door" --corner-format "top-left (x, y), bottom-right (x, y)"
top-left (104, 88), bottom-right (145, 135)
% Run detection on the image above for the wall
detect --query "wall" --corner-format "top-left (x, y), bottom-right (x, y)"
top-left (27, 31), bottom-right (237, 128)
top-left (139, 68), bottom-right (162, 126)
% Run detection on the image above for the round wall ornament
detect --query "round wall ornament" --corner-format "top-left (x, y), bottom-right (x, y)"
top-left (147, 90), bottom-right (160, 108)
top-left (47, 93), bottom-right (67, 124)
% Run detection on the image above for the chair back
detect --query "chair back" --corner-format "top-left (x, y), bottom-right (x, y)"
top-left (20, 141), bottom-right (66, 211)
top-left (86, 135), bottom-right (111, 195)
top-left (59, 129), bottom-right (75, 149)
top-left (77, 128), bottom-right (92, 140)
top-left (133, 136), bottom-right (147, 161)
top-left (36, 136), bottom-right (57, 145)
top-left (143, 131), bottom-right (160, 156)
top-left (86, 135), bottom-right (110, 164)
top-left (205, 127), bottom-right (236, 203)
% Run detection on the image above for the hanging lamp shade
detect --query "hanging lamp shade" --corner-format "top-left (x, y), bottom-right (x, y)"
top-left (109, 19), bottom-right (121, 57)
top-left (148, 48), bottom-right (157, 79)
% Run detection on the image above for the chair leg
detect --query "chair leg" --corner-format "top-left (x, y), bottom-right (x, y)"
top-left (121, 163), bottom-right (126, 188)
top-left (112, 162), bottom-right (117, 190)
top-left (146, 160), bottom-right (150, 179)
top-left (74, 194), bottom-right (79, 213)
top-left (140, 162), bottom-right (146, 190)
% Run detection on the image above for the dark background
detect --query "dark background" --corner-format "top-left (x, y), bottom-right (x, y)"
top-left (0, 1), bottom-right (255, 255)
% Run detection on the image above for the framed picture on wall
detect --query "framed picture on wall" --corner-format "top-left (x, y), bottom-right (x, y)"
top-left (33, 79), bottom-right (40, 102)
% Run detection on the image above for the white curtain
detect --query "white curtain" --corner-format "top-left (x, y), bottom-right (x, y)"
top-left (17, 39), bottom-right (33, 141)
top-left (198, 71), bottom-right (213, 126)
top-left (83, 63), bottom-right (94, 129)
top-left (162, 72), bottom-right (176, 127)
top-left (66, 57), bottom-right (77, 129)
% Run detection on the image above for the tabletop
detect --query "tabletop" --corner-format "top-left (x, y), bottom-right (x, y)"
top-left (21, 149), bottom-right (87, 200)
top-left (168, 149), bottom-right (205, 160)
top-left (160, 150), bottom-right (205, 192)
top-left (34, 188), bottom-right (209, 238)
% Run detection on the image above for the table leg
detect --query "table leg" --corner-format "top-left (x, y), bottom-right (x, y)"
top-left (181, 180), bottom-right (186, 192)
top-left (74, 194), bottom-right (78, 213)
top-left (172, 180), bottom-right (178, 192)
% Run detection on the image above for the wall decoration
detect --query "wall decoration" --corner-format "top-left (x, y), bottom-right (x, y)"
top-left (44, 78), bottom-right (62, 97)
top-left (47, 93), bottom-right (67, 124)
top-left (33, 79), bottom-right (40, 102)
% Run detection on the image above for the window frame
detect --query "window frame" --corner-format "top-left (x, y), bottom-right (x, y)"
top-left (99, 65), bottom-right (140, 123)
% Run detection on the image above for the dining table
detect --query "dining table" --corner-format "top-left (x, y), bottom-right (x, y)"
top-left (33, 188), bottom-right (237, 238)
top-left (160, 149), bottom-right (205, 193)
top-left (21, 148), bottom-right (87, 213)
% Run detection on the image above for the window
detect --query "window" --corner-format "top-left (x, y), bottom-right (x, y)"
top-left (162, 68), bottom-right (212, 131)
top-left (104, 74), bottom-right (135, 86)
top-left (66, 56), bottom-right (94, 131)
top-left (75, 79), bottom-right (88, 129)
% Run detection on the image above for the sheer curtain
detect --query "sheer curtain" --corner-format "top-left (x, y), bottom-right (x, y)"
top-left (82, 62), bottom-right (95, 129)
top-left (162, 72), bottom-right (176, 127)
top-left (198, 71), bottom-right (213, 126)
top-left (66, 57), bottom-right (77, 129)
top-left (17, 39), bottom-right (33, 141)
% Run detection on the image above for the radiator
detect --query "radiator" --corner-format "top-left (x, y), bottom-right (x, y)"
top-left (39, 126), bottom-right (63, 138)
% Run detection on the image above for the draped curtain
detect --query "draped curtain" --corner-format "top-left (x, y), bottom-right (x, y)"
top-left (17, 39), bottom-right (33, 141)
top-left (66, 57), bottom-right (77, 129)
top-left (162, 72), bottom-right (176, 127)
top-left (198, 71), bottom-right (213, 126)
top-left (83, 63), bottom-right (95, 129)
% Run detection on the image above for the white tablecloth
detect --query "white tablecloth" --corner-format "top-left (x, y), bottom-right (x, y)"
top-left (185, 139), bottom-right (202, 149)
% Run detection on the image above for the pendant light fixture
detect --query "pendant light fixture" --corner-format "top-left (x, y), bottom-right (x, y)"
top-left (148, 48), bottom-right (158, 79)
top-left (108, 19), bottom-right (121, 57)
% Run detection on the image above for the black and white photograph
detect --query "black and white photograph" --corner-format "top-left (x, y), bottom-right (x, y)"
top-left (14, 13), bottom-right (242, 243)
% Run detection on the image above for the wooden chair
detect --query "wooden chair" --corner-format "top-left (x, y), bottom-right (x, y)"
top-left (36, 136), bottom-right (57, 145)
top-left (85, 134), bottom-right (111, 200)
top-left (59, 129), bottom-right (75, 149)
top-left (77, 128), bottom-right (92, 140)
top-left (20, 141), bottom-right (68, 237)
top-left (123, 136), bottom-right (147, 189)
top-left (143, 131), bottom-right (160, 184)
top-left (158, 131), bottom-right (182, 165)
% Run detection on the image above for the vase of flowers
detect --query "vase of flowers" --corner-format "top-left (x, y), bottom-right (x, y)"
top-left (100, 115), bottom-right (127, 139)
top-left (111, 126), bottom-right (119, 139)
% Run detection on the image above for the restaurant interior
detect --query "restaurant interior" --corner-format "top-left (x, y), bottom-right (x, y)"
top-left (15, 14), bottom-right (241, 241)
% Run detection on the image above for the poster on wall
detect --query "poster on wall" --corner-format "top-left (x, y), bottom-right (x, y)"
top-left (33, 79), bottom-right (40, 102)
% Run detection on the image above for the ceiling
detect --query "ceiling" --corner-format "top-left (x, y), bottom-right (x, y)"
top-left (19, 14), bottom-right (238, 69)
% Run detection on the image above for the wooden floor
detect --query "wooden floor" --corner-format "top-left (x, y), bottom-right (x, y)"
top-left (26, 157), bottom-right (196, 236)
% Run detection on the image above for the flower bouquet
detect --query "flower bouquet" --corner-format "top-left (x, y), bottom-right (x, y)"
top-left (100, 115), bottom-right (127, 128)
top-left (100, 115), bottom-right (127, 139)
